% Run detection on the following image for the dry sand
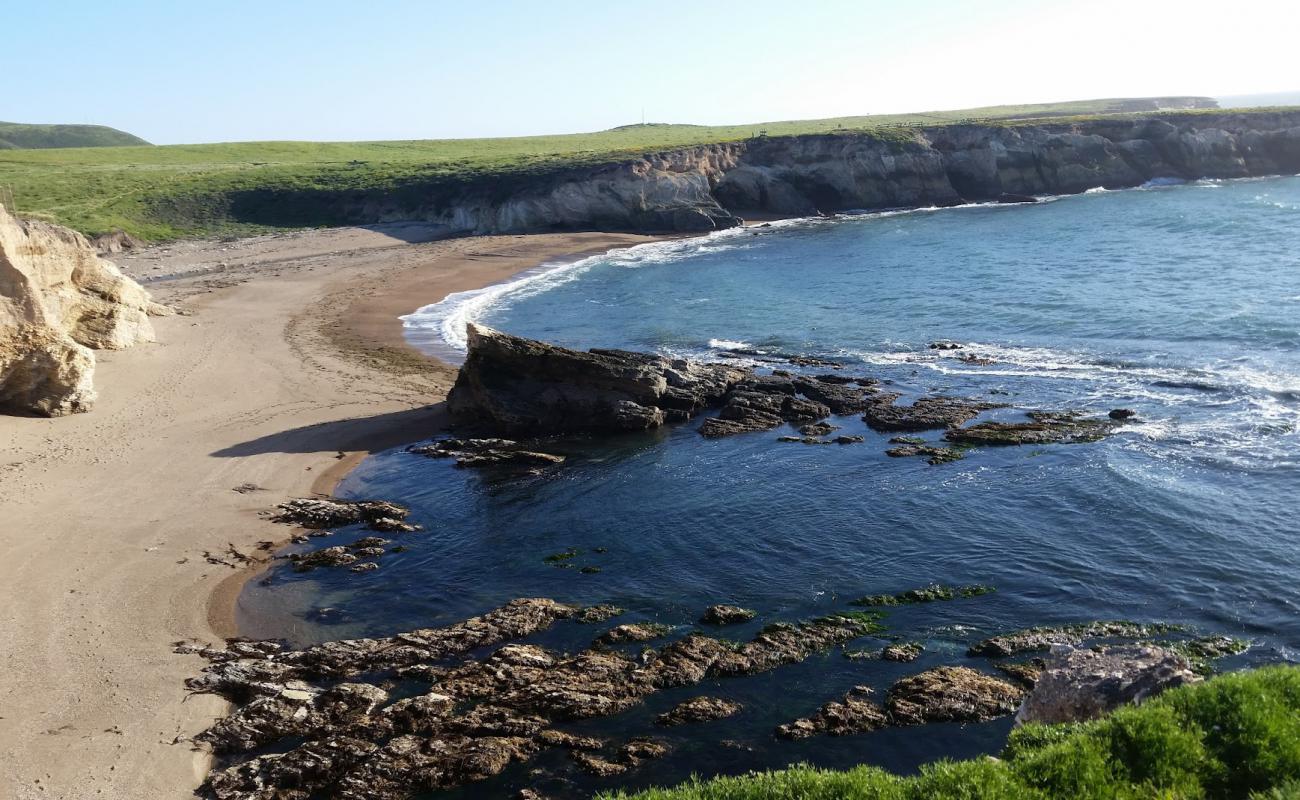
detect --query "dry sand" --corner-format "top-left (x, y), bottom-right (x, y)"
top-left (0, 227), bottom-right (665, 799)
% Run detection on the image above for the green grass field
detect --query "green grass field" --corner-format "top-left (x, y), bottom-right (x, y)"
top-left (603, 665), bottom-right (1300, 800)
top-left (0, 97), bottom-right (1225, 240)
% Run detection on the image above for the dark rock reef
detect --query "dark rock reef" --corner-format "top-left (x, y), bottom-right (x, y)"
top-left (448, 324), bottom-right (746, 435)
top-left (184, 602), bottom-right (881, 799)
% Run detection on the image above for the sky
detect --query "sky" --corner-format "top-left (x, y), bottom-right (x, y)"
top-left (6, 0), bottom-right (1299, 145)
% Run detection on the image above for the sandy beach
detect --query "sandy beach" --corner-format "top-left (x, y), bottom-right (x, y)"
top-left (0, 227), bottom-right (665, 800)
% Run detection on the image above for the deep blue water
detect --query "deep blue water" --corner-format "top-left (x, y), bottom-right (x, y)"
top-left (241, 177), bottom-right (1300, 797)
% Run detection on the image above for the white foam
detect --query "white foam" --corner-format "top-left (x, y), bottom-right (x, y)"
top-left (708, 338), bottom-right (753, 351)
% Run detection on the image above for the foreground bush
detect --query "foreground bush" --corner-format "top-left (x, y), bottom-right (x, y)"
top-left (604, 665), bottom-right (1300, 800)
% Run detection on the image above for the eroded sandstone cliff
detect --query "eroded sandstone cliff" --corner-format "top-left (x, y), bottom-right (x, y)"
top-left (0, 204), bottom-right (166, 415)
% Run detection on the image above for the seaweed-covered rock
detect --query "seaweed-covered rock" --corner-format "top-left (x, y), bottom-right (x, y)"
top-left (700, 605), bottom-right (756, 625)
top-left (945, 411), bottom-right (1120, 445)
top-left (656, 696), bottom-right (742, 726)
top-left (864, 396), bottom-right (1003, 432)
top-left (885, 444), bottom-right (967, 464)
top-left (994, 658), bottom-right (1046, 689)
top-left (272, 498), bottom-right (412, 531)
top-left (447, 324), bottom-right (747, 435)
top-left (852, 584), bottom-right (993, 607)
top-left (776, 686), bottom-right (887, 739)
top-left (886, 666), bottom-right (1024, 725)
top-left (968, 621), bottom-right (1176, 658)
top-left (1015, 645), bottom-right (1200, 726)
top-left (596, 623), bottom-right (673, 645)
top-left (575, 604), bottom-right (624, 624)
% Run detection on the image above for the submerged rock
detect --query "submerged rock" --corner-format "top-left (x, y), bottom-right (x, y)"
top-left (886, 666), bottom-right (1024, 725)
top-left (884, 444), bottom-right (967, 464)
top-left (272, 498), bottom-right (413, 531)
top-left (409, 437), bottom-right (566, 469)
top-left (945, 411), bottom-right (1120, 446)
top-left (852, 583), bottom-right (994, 607)
top-left (447, 324), bottom-right (747, 435)
top-left (799, 421), bottom-right (838, 437)
top-left (776, 686), bottom-right (887, 739)
top-left (1015, 645), bottom-right (1200, 726)
top-left (863, 396), bottom-right (1003, 432)
top-left (700, 605), bottom-right (756, 625)
top-left (792, 377), bottom-right (879, 414)
top-left (656, 696), bottom-right (742, 726)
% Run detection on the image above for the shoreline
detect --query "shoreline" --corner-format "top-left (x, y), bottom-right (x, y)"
top-left (0, 226), bottom-right (669, 800)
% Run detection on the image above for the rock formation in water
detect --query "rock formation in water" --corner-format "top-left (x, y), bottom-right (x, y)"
top-left (0, 203), bottom-right (167, 415)
top-left (227, 111), bottom-right (1300, 235)
top-left (447, 323), bottom-right (747, 434)
top-left (1014, 645), bottom-right (1201, 725)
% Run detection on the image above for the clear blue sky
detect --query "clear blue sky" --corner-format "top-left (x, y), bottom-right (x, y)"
top-left (6, 0), bottom-right (1297, 144)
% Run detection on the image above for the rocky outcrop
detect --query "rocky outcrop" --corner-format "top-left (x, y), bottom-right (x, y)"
top-left (185, 602), bottom-right (881, 799)
top-left (1014, 645), bottom-right (1200, 725)
top-left (0, 203), bottom-right (166, 415)
top-left (447, 324), bottom-right (747, 435)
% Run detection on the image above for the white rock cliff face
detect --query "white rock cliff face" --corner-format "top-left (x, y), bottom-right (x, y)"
top-left (0, 204), bottom-right (166, 415)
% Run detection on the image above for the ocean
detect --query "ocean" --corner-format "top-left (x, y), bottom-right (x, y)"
top-left (240, 175), bottom-right (1300, 797)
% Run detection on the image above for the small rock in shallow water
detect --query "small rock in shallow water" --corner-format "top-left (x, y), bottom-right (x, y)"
top-left (1109, 408), bottom-right (1137, 420)
top-left (596, 623), bottom-right (673, 645)
top-left (700, 605), bottom-right (757, 625)
top-left (864, 396), bottom-right (1003, 432)
top-left (929, 340), bottom-right (963, 350)
top-left (656, 696), bottom-right (742, 726)
top-left (349, 562), bottom-right (379, 573)
top-left (945, 410), bottom-right (1120, 446)
top-left (886, 666), bottom-right (1024, 725)
top-left (882, 642), bottom-right (924, 662)
top-left (575, 604), bottom-right (624, 623)
top-left (799, 421), bottom-right (838, 436)
top-left (272, 497), bottom-right (411, 531)
top-left (289, 546), bottom-right (357, 571)
top-left (834, 435), bottom-right (864, 444)
top-left (776, 686), bottom-right (887, 739)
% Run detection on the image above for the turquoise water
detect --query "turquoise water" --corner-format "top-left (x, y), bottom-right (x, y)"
top-left (242, 176), bottom-right (1300, 796)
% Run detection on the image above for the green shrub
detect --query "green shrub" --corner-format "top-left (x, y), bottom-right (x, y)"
top-left (604, 666), bottom-right (1300, 800)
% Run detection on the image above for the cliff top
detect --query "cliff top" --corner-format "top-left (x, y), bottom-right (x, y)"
top-left (1, 95), bottom-right (1285, 241)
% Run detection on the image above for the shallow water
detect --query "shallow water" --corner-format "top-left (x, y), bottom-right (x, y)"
top-left (241, 176), bottom-right (1300, 797)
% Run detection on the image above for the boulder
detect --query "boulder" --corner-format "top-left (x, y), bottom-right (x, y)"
top-left (656, 696), bottom-right (742, 726)
top-left (700, 605), bottom-right (756, 625)
top-left (447, 324), bottom-right (746, 435)
top-left (1, 203), bottom-right (166, 415)
top-left (1015, 645), bottom-right (1200, 726)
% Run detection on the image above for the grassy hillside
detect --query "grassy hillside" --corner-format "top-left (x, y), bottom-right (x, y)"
top-left (0, 97), bottom-right (1217, 240)
top-left (0, 121), bottom-right (149, 150)
top-left (604, 665), bottom-right (1300, 800)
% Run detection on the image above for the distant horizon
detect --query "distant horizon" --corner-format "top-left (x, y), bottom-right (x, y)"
top-left (6, 91), bottom-right (1299, 148)
top-left (7, 0), bottom-right (1300, 145)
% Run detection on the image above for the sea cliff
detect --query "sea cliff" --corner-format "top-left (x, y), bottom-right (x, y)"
top-left (222, 111), bottom-right (1300, 234)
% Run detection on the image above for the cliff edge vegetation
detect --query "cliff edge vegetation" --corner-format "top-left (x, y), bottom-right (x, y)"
top-left (0, 97), bottom-right (1222, 239)
top-left (604, 665), bottom-right (1300, 800)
